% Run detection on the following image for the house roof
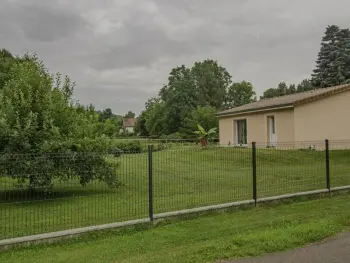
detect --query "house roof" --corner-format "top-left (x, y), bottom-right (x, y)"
top-left (217, 84), bottom-right (350, 117)
top-left (123, 118), bottom-right (136, 127)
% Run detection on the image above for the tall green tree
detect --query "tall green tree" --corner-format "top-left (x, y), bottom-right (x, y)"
top-left (158, 60), bottom-right (232, 135)
top-left (311, 25), bottom-right (350, 87)
top-left (226, 81), bottom-right (256, 108)
top-left (191, 59), bottom-right (232, 109)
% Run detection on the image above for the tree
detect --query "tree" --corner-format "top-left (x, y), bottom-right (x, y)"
top-left (96, 108), bottom-right (122, 137)
top-left (99, 108), bottom-right (113, 122)
top-left (134, 110), bottom-right (148, 136)
top-left (0, 49), bottom-right (17, 89)
top-left (124, 111), bottom-right (135, 118)
top-left (0, 54), bottom-right (118, 189)
top-left (145, 101), bottom-right (166, 136)
top-left (158, 59), bottom-right (233, 135)
top-left (260, 88), bottom-right (281, 99)
top-left (297, 79), bottom-right (313, 92)
top-left (226, 81), bottom-right (256, 108)
top-left (191, 59), bottom-right (232, 109)
top-left (182, 106), bottom-right (218, 136)
top-left (159, 65), bottom-right (197, 135)
top-left (288, 84), bottom-right (296, 94)
top-left (260, 82), bottom-right (298, 99)
top-left (311, 25), bottom-right (350, 87)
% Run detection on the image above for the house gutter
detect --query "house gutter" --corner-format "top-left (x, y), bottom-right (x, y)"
top-left (216, 104), bottom-right (294, 117)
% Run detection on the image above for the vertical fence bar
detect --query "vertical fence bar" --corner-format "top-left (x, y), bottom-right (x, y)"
top-left (148, 145), bottom-right (154, 222)
top-left (252, 142), bottom-right (257, 205)
top-left (325, 139), bottom-right (331, 193)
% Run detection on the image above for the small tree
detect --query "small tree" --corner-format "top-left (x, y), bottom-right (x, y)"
top-left (0, 55), bottom-right (119, 190)
top-left (193, 124), bottom-right (217, 146)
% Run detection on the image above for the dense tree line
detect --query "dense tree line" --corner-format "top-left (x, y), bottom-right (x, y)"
top-left (135, 60), bottom-right (256, 138)
top-left (260, 79), bottom-right (313, 99)
top-left (135, 24), bottom-right (350, 138)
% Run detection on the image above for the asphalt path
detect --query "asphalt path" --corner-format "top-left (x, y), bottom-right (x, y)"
top-left (224, 232), bottom-right (350, 263)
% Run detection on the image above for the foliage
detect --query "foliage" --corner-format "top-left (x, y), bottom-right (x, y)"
top-left (140, 60), bottom-right (234, 137)
top-left (297, 79), bottom-right (314, 92)
top-left (193, 124), bottom-right (217, 142)
top-left (97, 108), bottom-right (122, 137)
top-left (312, 25), bottom-right (350, 87)
top-left (225, 81), bottom-right (256, 108)
top-left (134, 110), bottom-right (148, 136)
top-left (260, 80), bottom-right (314, 99)
top-left (0, 52), bottom-right (119, 189)
top-left (144, 98), bottom-right (166, 136)
top-left (124, 111), bottom-right (135, 118)
top-left (261, 82), bottom-right (292, 99)
top-left (0, 49), bottom-right (16, 89)
top-left (4, 137), bottom-right (120, 189)
top-left (110, 140), bottom-right (142, 154)
top-left (183, 106), bottom-right (218, 136)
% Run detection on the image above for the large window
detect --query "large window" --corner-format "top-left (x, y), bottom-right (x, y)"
top-left (236, 119), bottom-right (247, 145)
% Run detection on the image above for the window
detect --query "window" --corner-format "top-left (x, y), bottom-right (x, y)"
top-left (236, 119), bottom-right (247, 145)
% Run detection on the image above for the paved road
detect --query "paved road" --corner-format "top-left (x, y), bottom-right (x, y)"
top-left (224, 232), bottom-right (350, 263)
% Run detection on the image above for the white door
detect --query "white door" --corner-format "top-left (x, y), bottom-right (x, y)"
top-left (268, 116), bottom-right (277, 147)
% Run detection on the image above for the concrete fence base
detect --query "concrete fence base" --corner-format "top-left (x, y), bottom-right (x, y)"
top-left (1, 185), bottom-right (350, 251)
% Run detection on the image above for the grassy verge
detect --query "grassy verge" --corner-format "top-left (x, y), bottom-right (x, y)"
top-left (1, 194), bottom-right (350, 263)
top-left (1, 147), bottom-right (350, 239)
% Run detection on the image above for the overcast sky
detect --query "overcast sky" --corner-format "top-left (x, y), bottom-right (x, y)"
top-left (1, 0), bottom-right (350, 115)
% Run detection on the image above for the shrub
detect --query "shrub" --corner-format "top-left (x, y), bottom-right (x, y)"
top-left (111, 140), bottom-right (142, 154)
top-left (0, 137), bottom-right (121, 190)
top-left (152, 143), bottom-right (168, 152)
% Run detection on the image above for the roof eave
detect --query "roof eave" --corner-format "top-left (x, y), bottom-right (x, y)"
top-left (216, 104), bottom-right (294, 117)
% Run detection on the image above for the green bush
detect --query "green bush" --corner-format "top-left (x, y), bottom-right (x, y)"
top-left (0, 137), bottom-right (120, 190)
top-left (0, 54), bottom-right (121, 190)
top-left (152, 143), bottom-right (168, 152)
top-left (111, 140), bottom-right (142, 154)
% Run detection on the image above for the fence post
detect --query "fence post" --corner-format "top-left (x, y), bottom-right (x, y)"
top-left (325, 139), bottom-right (331, 193)
top-left (148, 145), bottom-right (154, 222)
top-left (252, 142), bottom-right (257, 205)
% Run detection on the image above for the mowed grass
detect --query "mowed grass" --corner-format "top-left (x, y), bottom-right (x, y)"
top-left (0, 147), bottom-right (350, 239)
top-left (1, 194), bottom-right (350, 263)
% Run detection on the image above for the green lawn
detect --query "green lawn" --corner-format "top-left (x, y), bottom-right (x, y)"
top-left (1, 194), bottom-right (350, 263)
top-left (1, 147), bottom-right (350, 239)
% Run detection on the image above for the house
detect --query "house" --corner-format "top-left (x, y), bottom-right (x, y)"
top-left (216, 84), bottom-right (350, 148)
top-left (122, 118), bottom-right (136, 133)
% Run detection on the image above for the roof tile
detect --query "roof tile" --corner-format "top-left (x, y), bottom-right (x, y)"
top-left (217, 84), bottom-right (350, 116)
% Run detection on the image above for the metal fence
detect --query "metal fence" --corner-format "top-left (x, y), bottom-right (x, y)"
top-left (0, 139), bottom-right (350, 242)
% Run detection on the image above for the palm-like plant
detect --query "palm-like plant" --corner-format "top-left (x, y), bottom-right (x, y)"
top-left (194, 124), bottom-right (217, 146)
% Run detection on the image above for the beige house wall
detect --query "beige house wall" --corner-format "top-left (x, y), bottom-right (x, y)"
top-left (218, 108), bottom-right (295, 145)
top-left (294, 90), bottom-right (350, 142)
top-left (219, 116), bottom-right (234, 145)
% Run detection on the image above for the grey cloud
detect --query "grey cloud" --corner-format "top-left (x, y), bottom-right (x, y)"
top-left (0, 1), bottom-right (86, 42)
top-left (90, 23), bottom-right (194, 70)
top-left (1, 0), bottom-right (350, 114)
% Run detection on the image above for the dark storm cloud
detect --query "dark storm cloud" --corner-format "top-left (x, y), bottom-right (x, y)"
top-left (1, 0), bottom-right (350, 114)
